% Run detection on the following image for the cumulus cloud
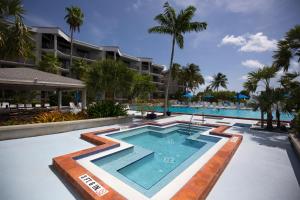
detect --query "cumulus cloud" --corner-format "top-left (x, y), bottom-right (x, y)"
top-left (240, 75), bottom-right (248, 80)
top-left (220, 35), bottom-right (246, 46)
top-left (241, 59), bottom-right (264, 69)
top-left (213, 0), bottom-right (274, 13)
top-left (205, 75), bottom-right (214, 82)
top-left (220, 32), bottom-right (277, 52)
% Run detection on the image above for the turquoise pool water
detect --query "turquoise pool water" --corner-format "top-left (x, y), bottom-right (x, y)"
top-left (92, 124), bottom-right (220, 197)
top-left (131, 106), bottom-right (294, 121)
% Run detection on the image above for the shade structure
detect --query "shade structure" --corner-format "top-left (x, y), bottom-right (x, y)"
top-left (236, 93), bottom-right (249, 99)
top-left (183, 91), bottom-right (193, 98)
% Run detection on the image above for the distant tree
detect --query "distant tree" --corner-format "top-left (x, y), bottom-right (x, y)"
top-left (182, 63), bottom-right (205, 92)
top-left (130, 74), bottom-right (155, 101)
top-left (209, 73), bottom-right (228, 92)
top-left (0, 0), bottom-right (33, 60)
top-left (38, 53), bottom-right (61, 74)
top-left (273, 25), bottom-right (300, 72)
top-left (148, 2), bottom-right (207, 115)
top-left (85, 59), bottom-right (135, 101)
top-left (71, 58), bottom-right (89, 79)
top-left (64, 6), bottom-right (84, 67)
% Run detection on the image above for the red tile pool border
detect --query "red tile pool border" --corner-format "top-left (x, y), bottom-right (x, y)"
top-left (52, 121), bottom-right (242, 200)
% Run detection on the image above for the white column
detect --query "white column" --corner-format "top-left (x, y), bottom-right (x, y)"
top-left (82, 89), bottom-right (87, 110)
top-left (58, 90), bottom-right (62, 110)
top-left (114, 52), bottom-right (117, 60)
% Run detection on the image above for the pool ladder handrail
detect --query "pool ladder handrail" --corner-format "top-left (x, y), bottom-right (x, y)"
top-left (187, 114), bottom-right (194, 135)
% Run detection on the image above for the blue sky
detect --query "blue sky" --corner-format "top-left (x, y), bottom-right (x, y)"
top-left (23, 0), bottom-right (300, 91)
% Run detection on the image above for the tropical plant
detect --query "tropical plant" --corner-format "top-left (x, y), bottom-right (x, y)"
top-left (33, 111), bottom-right (87, 123)
top-left (248, 92), bottom-right (270, 128)
top-left (244, 66), bottom-right (278, 129)
top-left (85, 59), bottom-right (135, 100)
top-left (273, 25), bottom-right (300, 72)
top-left (71, 58), bottom-right (89, 79)
top-left (148, 2), bottom-right (207, 115)
top-left (171, 63), bottom-right (182, 80)
top-left (130, 73), bottom-right (155, 101)
top-left (87, 101), bottom-right (127, 118)
top-left (64, 6), bottom-right (84, 67)
top-left (38, 53), bottom-right (62, 74)
top-left (181, 63), bottom-right (205, 92)
top-left (0, 0), bottom-right (33, 60)
top-left (209, 73), bottom-right (228, 92)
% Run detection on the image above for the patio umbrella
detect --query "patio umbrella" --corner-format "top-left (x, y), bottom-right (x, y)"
top-left (236, 93), bottom-right (249, 100)
top-left (183, 91), bottom-right (193, 99)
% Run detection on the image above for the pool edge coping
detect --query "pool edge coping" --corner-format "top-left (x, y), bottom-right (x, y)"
top-left (52, 121), bottom-right (242, 200)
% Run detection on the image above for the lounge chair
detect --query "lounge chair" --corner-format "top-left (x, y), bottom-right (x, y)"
top-left (9, 104), bottom-right (17, 109)
top-left (1, 102), bottom-right (9, 109)
top-left (18, 104), bottom-right (25, 109)
top-left (44, 103), bottom-right (50, 108)
top-left (25, 104), bottom-right (33, 110)
top-left (35, 104), bottom-right (41, 108)
top-left (69, 102), bottom-right (81, 114)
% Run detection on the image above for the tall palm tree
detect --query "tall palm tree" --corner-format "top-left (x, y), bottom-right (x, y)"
top-left (182, 63), bottom-right (205, 92)
top-left (273, 25), bottom-right (300, 72)
top-left (64, 6), bottom-right (84, 67)
top-left (0, 0), bottom-right (33, 60)
top-left (209, 73), bottom-right (228, 91)
top-left (171, 63), bottom-right (182, 80)
top-left (148, 2), bottom-right (207, 115)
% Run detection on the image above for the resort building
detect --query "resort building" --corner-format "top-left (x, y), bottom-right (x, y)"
top-left (0, 26), bottom-right (165, 99)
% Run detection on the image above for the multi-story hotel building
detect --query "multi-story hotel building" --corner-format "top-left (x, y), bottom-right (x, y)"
top-left (0, 26), bottom-right (165, 99)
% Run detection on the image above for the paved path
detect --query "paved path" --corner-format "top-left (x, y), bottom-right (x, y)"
top-left (207, 126), bottom-right (300, 200)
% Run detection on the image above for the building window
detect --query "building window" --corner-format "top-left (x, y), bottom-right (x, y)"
top-left (42, 34), bottom-right (54, 49)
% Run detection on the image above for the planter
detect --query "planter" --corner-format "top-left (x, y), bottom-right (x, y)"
top-left (0, 116), bottom-right (133, 141)
top-left (289, 133), bottom-right (300, 159)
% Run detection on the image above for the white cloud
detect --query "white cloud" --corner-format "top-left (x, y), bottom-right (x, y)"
top-left (205, 75), bottom-right (214, 82)
top-left (213, 0), bottom-right (274, 13)
top-left (240, 33), bottom-right (277, 52)
top-left (240, 75), bottom-right (248, 80)
top-left (220, 35), bottom-right (246, 46)
top-left (241, 59), bottom-right (264, 69)
top-left (220, 32), bottom-right (277, 52)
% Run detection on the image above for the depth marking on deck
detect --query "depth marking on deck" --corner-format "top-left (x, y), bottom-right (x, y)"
top-left (79, 174), bottom-right (108, 196)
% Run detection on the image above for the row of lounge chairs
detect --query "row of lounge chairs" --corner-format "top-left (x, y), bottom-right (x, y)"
top-left (173, 101), bottom-right (251, 110)
top-left (0, 102), bottom-right (51, 109)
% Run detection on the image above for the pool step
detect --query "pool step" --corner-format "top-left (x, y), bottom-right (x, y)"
top-left (95, 146), bottom-right (154, 171)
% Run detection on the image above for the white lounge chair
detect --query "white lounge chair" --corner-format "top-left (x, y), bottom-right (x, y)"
top-left (18, 104), bottom-right (25, 109)
top-left (35, 104), bottom-right (41, 108)
top-left (1, 102), bottom-right (9, 109)
top-left (25, 104), bottom-right (33, 110)
top-left (69, 102), bottom-right (81, 114)
top-left (9, 104), bottom-right (17, 109)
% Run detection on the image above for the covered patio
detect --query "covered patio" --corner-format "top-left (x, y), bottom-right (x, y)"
top-left (0, 67), bottom-right (86, 110)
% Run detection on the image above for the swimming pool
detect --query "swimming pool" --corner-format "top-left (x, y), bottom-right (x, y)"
top-left (87, 124), bottom-right (222, 198)
top-left (131, 106), bottom-right (294, 121)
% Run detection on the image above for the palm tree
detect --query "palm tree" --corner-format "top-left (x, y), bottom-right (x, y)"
top-left (171, 63), bottom-right (182, 80)
top-left (148, 2), bottom-right (207, 115)
top-left (182, 63), bottom-right (205, 92)
top-left (209, 73), bottom-right (228, 92)
top-left (273, 25), bottom-right (300, 72)
top-left (38, 53), bottom-right (62, 74)
top-left (248, 92), bottom-right (270, 128)
top-left (0, 0), bottom-right (33, 60)
top-left (244, 66), bottom-right (278, 129)
top-left (71, 58), bottom-right (89, 79)
top-left (64, 6), bottom-right (84, 67)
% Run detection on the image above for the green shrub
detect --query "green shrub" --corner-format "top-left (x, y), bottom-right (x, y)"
top-left (87, 101), bottom-right (127, 118)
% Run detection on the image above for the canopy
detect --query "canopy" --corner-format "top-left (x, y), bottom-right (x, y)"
top-left (183, 91), bottom-right (193, 98)
top-left (236, 93), bottom-right (249, 99)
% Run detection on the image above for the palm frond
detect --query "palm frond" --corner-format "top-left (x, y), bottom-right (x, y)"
top-left (148, 26), bottom-right (172, 34)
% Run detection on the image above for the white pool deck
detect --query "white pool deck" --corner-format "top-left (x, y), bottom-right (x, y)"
top-left (0, 115), bottom-right (299, 200)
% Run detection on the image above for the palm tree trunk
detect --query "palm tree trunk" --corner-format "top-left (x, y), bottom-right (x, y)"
top-left (260, 111), bottom-right (264, 128)
top-left (70, 30), bottom-right (73, 68)
top-left (276, 107), bottom-right (280, 128)
top-left (164, 35), bottom-right (175, 116)
top-left (266, 111), bottom-right (273, 130)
